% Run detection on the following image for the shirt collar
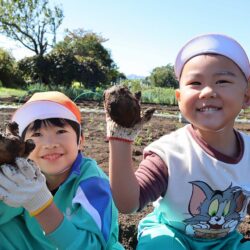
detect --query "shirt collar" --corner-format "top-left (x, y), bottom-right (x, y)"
top-left (70, 151), bottom-right (84, 175)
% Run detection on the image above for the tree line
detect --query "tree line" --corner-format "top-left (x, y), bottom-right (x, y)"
top-left (0, 0), bottom-right (178, 90)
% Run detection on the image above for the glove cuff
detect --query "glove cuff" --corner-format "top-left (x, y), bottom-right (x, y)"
top-left (24, 185), bottom-right (53, 216)
top-left (107, 136), bottom-right (133, 143)
top-left (107, 118), bottom-right (141, 142)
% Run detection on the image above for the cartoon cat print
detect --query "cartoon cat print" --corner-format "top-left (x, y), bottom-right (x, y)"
top-left (184, 181), bottom-right (249, 239)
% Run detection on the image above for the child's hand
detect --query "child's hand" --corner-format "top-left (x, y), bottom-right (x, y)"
top-left (104, 85), bottom-right (155, 142)
top-left (0, 158), bottom-right (53, 216)
top-left (0, 121), bottom-right (35, 165)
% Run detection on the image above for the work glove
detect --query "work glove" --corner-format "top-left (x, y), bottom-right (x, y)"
top-left (0, 158), bottom-right (53, 216)
top-left (103, 85), bottom-right (155, 142)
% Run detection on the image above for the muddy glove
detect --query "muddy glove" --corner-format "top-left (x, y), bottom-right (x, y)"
top-left (0, 121), bottom-right (35, 165)
top-left (103, 85), bottom-right (155, 142)
top-left (0, 158), bottom-right (53, 216)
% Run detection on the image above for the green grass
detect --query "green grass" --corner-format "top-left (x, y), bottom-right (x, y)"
top-left (0, 87), bottom-right (27, 97)
top-left (0, 85), bottom-right (177, 105)
top-left (141, 87), bottom-right (177, 105)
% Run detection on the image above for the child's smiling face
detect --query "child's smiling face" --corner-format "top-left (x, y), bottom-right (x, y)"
top-left (24, 121), bottom-right (80, 188)
top-left (175, 54), bottom-right (250, 133)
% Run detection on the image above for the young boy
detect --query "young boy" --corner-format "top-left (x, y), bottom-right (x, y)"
top-left (106, 34), bottom-right (250, 249)
top-left (0, 91), bottom-right (124, 249)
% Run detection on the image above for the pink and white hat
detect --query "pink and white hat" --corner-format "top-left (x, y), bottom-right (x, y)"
top-left (12, 91), bottom-right (81, 136)
top-left (174, 33), bottom-right (250, 80)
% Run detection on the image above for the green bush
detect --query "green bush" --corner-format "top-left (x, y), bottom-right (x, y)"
top-left (25, 83), bottom-right (104, 102)
top-left (141, 87), bottom-right (177, 105)
top-left (114, 82), bottom-right (177, 105)
top-left (0, 48), bottom-right (24, 88)
top-left (14, 83), bottom-right (177, 106)
top-left (120, 79), bottom-right (142, 93)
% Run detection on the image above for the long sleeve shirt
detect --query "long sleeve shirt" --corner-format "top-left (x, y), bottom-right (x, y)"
top-left (0, 153), bottom-right (123, 250)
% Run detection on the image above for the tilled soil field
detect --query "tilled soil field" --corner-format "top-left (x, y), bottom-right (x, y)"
top-left (1, 98), bottom-right (250, 249)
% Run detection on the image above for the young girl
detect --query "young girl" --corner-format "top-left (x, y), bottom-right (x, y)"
top-left (106, 34), bottom-right (250, 249)
top-left (0, 91), bottom-right (124, 249)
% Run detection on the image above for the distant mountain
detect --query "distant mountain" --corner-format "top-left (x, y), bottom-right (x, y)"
top-left (126, 74), bottom-right (145, 80)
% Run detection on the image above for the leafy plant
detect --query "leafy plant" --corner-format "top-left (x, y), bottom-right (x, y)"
top-left (134, 136), bottom-right (143, 146)
top-left (142, 87), bottom-right (177, 105)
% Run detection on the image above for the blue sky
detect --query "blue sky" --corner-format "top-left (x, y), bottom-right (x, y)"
top-left (1, 0), bottom-right (250, 77)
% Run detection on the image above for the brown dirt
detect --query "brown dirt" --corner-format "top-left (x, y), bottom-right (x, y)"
top-left (1, 98), bottom-right (250, 249)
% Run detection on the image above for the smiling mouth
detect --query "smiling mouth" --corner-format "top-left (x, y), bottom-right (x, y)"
top-left (197, 107), bottom-right (221, 112)
top-left (42, 153), bottom-right (62, 160)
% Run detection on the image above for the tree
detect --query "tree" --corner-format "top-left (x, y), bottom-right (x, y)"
top-left (147, 64), bottom-right (178, 88)
top-left (48, 29), bottom-right (124, 88)
top-left (0, 0), bottom-right (63, 56)
top-left (17, 29), bottom-right (125, 87)
top-left (0, 47), bottom-right (24, 87)
top-left (55, 29), bottom-right (113, 67)
top-left (18, 54), bottom-right (50, 85)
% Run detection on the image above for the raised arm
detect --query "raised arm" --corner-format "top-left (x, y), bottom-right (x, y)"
top-left (109, 139), bottom-right (140, 213)
top-left (109, 141), bottom-right (169, 214)
top-left (104, 85), bottom-right (155, 213)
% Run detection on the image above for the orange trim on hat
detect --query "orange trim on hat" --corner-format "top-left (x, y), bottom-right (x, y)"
top-left (27, 91), bottom-right (81, 123)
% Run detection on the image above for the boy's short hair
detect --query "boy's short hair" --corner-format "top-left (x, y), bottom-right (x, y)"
top-left (12, 91), bottom-right (81, 136)
top-left (174, 33), bottom-right (250, 80)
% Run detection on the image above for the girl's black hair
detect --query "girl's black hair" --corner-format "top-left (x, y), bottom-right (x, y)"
top-left (22, 118), bottom-right (81, 143)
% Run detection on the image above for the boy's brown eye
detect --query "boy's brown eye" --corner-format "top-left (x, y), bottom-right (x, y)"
top-left (216, 80), bottom-right (230, 84)
top-left (31, 132), bottom-right (41, 137)
top-left (189, 81), bottom-right (201, 85)
top-left (57, 129), bottom-right (67, 134)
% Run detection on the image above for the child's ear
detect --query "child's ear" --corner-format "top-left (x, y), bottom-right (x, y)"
top-left (242, 84), bottom-right (250, 109)
top-left (175, 89), bottom-right (181, 102)
top-left (78, 135), bottom-right (85, 150)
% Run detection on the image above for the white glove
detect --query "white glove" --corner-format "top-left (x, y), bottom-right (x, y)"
top-left (0, 158), bottom-right (53, 216)
top-left (106, 108), bottom-right (155, 142)
top-left (106, 116), bottom-right (142, 142)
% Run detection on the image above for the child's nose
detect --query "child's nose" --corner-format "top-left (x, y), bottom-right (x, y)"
top-left (43, 143), bottom-right (59, 149)
top-left (199, 86), bottom-right (217, 99)
top-left (42, 137), bottom-right (59, 149)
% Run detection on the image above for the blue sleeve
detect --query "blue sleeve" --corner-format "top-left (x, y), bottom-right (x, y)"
top-left (45, 177), bottom-right (124, 249)
top-left (73, 177), bottom-right (113, 242)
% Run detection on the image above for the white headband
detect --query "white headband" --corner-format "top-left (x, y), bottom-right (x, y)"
top-left (12, 100), bottom-right (79, 136)
top-left (174, 33), bottom-right (250, 80)
top-left (11, 91), bottom-right (81, 136)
